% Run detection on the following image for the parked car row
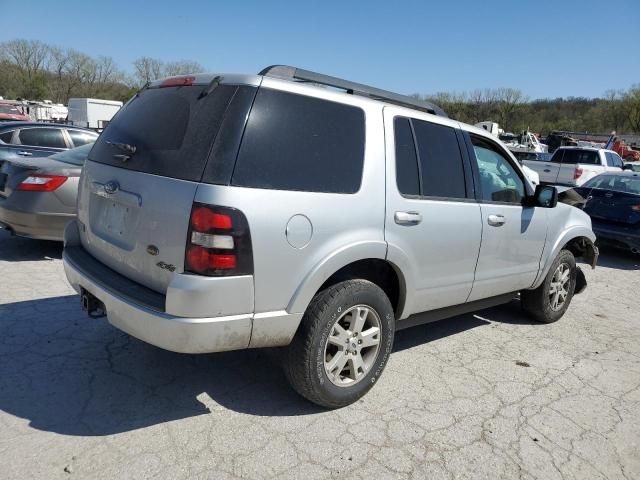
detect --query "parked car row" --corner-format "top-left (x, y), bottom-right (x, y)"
top-left (0, 122), bottom-right (97, 240)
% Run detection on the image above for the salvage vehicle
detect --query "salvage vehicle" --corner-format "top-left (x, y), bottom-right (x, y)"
top-left (559, 172), bottom-right (640, 254)
top-left (0, 143), bottom-right (91, 241)
top-left (522, 146), bottom-right (624, 186)
top-left (0, 103), bottom-right (30, 122)
top-left (62, 66), bottom-right (598, 408)
top-left (0, 122), bottom-right (98, 163)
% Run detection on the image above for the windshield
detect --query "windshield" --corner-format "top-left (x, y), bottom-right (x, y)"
top-left (584, 174), bottom-right (640, 194)
top-left (0, 105), bottom-right (22, 115)
top-left (49, 143), bottom-right (93, 166)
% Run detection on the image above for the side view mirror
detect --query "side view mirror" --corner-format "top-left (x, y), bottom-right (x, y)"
top-left (622, 164), bottom-right (633, 171)
top-left (527, 184), bottom-right (557, 208)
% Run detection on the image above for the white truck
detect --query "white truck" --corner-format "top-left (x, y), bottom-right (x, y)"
top-left (67, 98), bottom-right (123, 129)
top-left (522, 146), bottom-right (625, 186)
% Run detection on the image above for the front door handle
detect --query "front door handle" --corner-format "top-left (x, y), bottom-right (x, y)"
top-left (543, 169), bottom-right (551, 173)
top-left (487, 214), bottom-right (506, 226)
top-left (394, 211), bottom-right (422, 226)
top-left (17, 151), bottom-right (33, 156)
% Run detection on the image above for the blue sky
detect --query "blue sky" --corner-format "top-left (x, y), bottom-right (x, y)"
top-left (2, 0), bottom-right (638, 99)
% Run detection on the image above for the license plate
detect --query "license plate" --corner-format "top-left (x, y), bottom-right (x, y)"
top-left (100, 201), bottom-right (129, 236)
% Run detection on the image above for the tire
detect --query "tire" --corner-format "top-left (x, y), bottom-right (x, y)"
top-left (283, 279), bottom-right (395, 408)
top-left (521, 249), bottom-right (577, 323)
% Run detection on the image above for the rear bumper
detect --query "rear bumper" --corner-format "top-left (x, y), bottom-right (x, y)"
top-left (62, 221), bottom-right (303, 353)
top-left (0, 199), bottom-right (72, 241)
top-left (592, 222), bottom-right (640, 252)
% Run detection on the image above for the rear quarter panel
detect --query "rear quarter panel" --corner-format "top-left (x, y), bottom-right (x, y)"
top-left (194, 89), bottom-right (387, 316)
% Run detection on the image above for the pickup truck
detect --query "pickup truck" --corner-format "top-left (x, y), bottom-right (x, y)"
top-left (522, 146), bottom-right (624, 186)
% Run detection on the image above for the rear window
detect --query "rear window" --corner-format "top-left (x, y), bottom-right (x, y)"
top-left (560, 149), bottom-right (599, 165)
top-left (89, 84), bottom-right (240, 181)
top-left (231, 88), bottom-right (365, 194)
top-left (0, 105), bottom-right (21, 114)
top-left (68, 130), bottom-right (97, 147)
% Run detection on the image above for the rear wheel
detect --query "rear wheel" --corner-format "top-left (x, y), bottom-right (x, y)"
top-left (283, 280), bottom-right (395, 408)
top-left (521, 249), bottom-right (577, 323)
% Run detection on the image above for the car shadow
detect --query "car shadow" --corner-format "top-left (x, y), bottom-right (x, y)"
top-left (0, 230), bottom-right (62, 261)
top-left (595, 246), bottom-right (639, 270)
top-left (0, 294), bottom-right (531, 436)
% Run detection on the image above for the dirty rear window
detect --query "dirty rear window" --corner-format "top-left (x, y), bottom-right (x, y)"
top-left (89, 84), bottom-right (239, 181)
top-left (560, 150), bottom-right (599, 165)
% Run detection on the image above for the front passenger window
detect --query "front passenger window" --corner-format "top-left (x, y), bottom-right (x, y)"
top-left (471, 136), bottom-right (525, 203)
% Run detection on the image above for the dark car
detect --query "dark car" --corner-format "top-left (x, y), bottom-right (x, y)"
top-left (559, 172), bottom-right (640, 254)
top-left (0, 122), bottom-right (98, 163)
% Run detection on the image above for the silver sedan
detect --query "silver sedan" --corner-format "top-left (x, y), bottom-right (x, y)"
top-left (0, 143), bottom-right (91, 241)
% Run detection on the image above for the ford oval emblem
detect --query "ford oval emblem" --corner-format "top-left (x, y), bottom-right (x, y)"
top-left (104, 181), bottom-right (119, 194)
top-left (146, 245), bottom-right (159, 256)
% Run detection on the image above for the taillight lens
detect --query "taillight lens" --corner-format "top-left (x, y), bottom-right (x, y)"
top-left (17, 174), bottom-right (68, 192)
top-left (160, 75), bottom-right (195, 88)
top-left (573, 168), bottom-right (583, 180)
top-left (184, 204), bottom-right (253, 276)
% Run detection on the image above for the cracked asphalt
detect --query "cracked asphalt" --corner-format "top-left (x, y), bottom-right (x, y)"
top-left (1, 229), bottom-right (639, 479)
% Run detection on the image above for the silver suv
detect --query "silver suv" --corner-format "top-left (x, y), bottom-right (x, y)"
top-left (63, 66), bottom-right (598, 407)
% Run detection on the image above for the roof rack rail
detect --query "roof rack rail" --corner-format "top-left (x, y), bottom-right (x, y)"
top-left (259, 65), bottom-right (447, 117)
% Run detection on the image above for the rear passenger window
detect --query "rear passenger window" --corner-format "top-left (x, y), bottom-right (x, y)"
top-left (550, 150), bottom-right (564, 163)
top-left (394, 117), bottom-right (420, 196)
top-left (412, 119), bottom-right (466, 199)
top-left (0, 131), bottom-right (13, 143)
top-left (232, 89), bottom-right (365, 193)
top-left (18, 128), bottom-right (66, 148)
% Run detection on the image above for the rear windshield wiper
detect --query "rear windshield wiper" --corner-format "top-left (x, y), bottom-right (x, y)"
top-left (107, 141), bottom-right (137, 162)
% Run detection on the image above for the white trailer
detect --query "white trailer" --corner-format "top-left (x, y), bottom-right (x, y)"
top-left (67, 98), bottom-right (122, 129)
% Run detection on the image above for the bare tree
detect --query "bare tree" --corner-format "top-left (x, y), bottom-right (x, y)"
top-left (495, 88), bottom-right (525, 130)
top-left (0, 39), bottom-right (50, 83)
top-left (164, 60), bottom-right (205, 77)
top-left (624, 86), bottom-right (640, 133)
top-left (133, 57), bottom-right (164, 86)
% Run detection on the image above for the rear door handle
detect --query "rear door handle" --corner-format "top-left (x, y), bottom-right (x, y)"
top-left (17, 151), bottom-right (33, 156)
top-left (394, 211), bottom-right (422, 226)
top-left (543, 169), bottom-right (551, 172)
top-left (487, 214), bottom-right (506, 226)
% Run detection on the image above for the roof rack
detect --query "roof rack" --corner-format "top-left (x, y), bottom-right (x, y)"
top-left (259, 65), bottom-right (447, 117)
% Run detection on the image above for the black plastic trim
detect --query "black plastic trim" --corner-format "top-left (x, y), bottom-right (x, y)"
top-left (65, 246), bottom-right (166, 312)
top-left (397, 293), bottom-right (516, 331)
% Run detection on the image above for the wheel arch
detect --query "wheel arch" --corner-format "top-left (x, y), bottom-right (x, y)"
top-left (286, 242), bottom-right (407, 319)
top-left (532, 227), bottom-right (597, 289)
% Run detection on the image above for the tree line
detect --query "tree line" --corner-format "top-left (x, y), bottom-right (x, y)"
top-left (0, 39), bottom-right (204, 104)
top-left (414, 87), bottom-right (640, 135)
top-left (1, 38), bottom-right (639, 134)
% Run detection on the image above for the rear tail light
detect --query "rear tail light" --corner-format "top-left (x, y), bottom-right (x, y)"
top-left (573, 168), bottom-right (583, 180)
top-left (160, 75), bottom-right (195, 88)
top-left (17, 174), bottom-right (67, 192)
top-left (185, 203), bottom-right (253, 276)
top-left (631, 205), bottom-right (640, 212)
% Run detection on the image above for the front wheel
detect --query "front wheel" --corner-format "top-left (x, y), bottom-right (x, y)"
top-left (283, 280), bottom-right (395, 408)
top-left (521, 249), bottom-right (577, 323)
